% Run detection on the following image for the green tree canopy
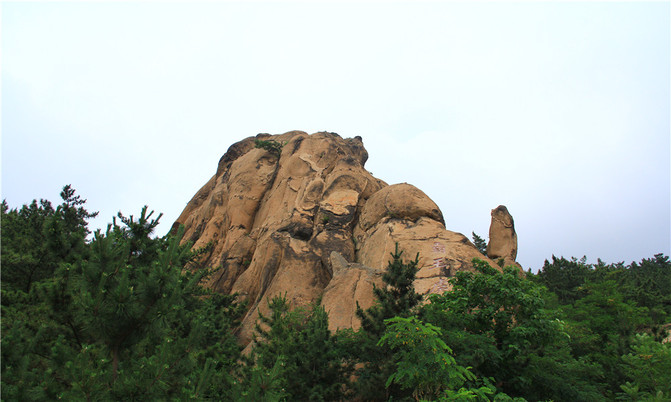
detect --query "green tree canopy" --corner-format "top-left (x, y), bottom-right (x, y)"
top-left (2, 200), bottom-right (244, 400)
top-left (1, 185), bottom-right (97, 293)
top-left (422, 259), bottom-right (601, 401)
top-left (248, 294), bottom-right (348, 401)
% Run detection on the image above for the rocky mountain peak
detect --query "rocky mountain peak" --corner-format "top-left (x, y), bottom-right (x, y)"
top-left (174, 131), bottom-right (519, 344)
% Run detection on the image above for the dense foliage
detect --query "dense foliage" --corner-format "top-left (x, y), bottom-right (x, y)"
top-left (247, 294), bottom-right (349, 401)
top-left (422, 261), bottom-right (601, 401)
top-left (2, 187), bottom-right (669, 401)
top-left (2, 188), bottom-right (244, 400)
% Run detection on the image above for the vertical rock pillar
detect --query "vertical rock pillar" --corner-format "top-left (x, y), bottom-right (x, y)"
top-left (486, 205), bottom-right (519, 268)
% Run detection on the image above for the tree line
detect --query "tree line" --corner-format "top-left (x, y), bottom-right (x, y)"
top-left (2, 186), bottom-right (669, 401)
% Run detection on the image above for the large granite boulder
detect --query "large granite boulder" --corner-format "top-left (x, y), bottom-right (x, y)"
top-left (173, 131), bottom-right (516, 343)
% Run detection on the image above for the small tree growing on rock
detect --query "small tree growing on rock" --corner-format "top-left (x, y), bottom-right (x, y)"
top-left (254, 139), bottom-right (285, 157)
top-left (472, 232), bottom-right (488, 255)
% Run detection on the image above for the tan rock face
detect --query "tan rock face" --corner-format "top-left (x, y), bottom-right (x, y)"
top-left (174, 131), bottom-right (508, 343)
top-left (321, 251), bottom-right (384, 331)
top-left (354, 184), bottom-right (501, 295)
top-left (486, 205), bottom-right (519, 268)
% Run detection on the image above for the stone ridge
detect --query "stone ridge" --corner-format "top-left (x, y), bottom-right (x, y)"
top-left (173, 131), bottom-right (514, 344)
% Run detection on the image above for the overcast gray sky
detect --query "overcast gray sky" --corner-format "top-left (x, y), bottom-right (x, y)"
top-left (2, 1), bottom-right (669, 271)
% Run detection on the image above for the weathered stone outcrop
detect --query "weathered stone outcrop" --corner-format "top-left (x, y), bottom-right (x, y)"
top-left (486, 205), bottom-right (519, 269)
top-left (321, 251), bottom-right (383, 331)
top-left (174, 131), bottom-right (516, 344)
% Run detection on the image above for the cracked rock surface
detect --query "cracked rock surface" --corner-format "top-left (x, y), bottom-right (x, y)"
top-left (173, 131), bottom-right (510, 344)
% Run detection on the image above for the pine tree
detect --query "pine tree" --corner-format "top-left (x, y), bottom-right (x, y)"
top-left (2, 201), bottom-right (244, 400)
top-left (248, 295), bottom-right (349, 401)
top-left (472, 231), bottom-right (488, 255)
top-left (619, 254), bottom-right (671, 324)
top-left (46, 185), bottom-right (99, 262)
top-left (536, 255), bottom-right (592, 304)
top-left (356, 243), bottom-right (422, 337)
top-left (619, 333), bottom-right (671, 400)
top-left (1, 185), bottom-right (97, 293)
top-left (352, 243), bottom-right (423, 400)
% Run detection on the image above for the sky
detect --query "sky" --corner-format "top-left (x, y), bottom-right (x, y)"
top-left (2, 1), bottom-right (669, 271)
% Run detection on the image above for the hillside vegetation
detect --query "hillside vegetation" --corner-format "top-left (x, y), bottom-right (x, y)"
top-left (2, 186), bottom-right (669, 401)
